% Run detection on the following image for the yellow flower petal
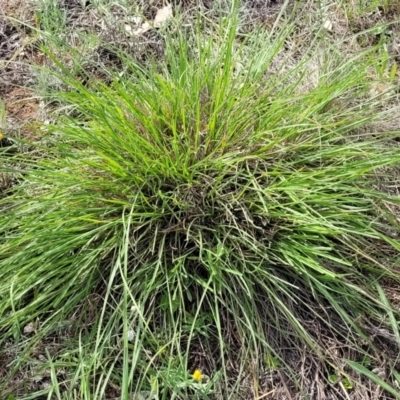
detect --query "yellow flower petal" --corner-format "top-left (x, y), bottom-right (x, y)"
top-left (192, 369), bottom-right (203, 381)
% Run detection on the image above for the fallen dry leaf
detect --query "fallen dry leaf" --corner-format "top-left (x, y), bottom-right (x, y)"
top-left (134, 21), bottom-right (152, 36)
top-left (133, 4), bottom-right (173, 36)
top-left (153, 4), bottom-right (173, 27)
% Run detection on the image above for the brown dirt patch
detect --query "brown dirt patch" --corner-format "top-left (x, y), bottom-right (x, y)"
top-left (1, 1), bottom-right (43, 141)
top-left (6, 88), bottom-right (39, 121)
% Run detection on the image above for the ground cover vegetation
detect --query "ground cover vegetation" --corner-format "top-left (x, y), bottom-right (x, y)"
top-left (1, 0), bottom-right (400, 399)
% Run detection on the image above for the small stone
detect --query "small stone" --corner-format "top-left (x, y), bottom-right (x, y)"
top-left (323, 19), bottom-right (333, 31)
top-left (23, 322), bottom-right (35, 334)
top-left (127, 329), bottom-right (136, 342)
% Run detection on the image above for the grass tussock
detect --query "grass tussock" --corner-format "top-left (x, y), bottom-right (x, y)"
top-left (1, 2), bottom-right (400, 399)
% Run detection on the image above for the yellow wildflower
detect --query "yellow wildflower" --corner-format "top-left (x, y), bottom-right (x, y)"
top-left (192, 369), bottom-right (203, 382)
